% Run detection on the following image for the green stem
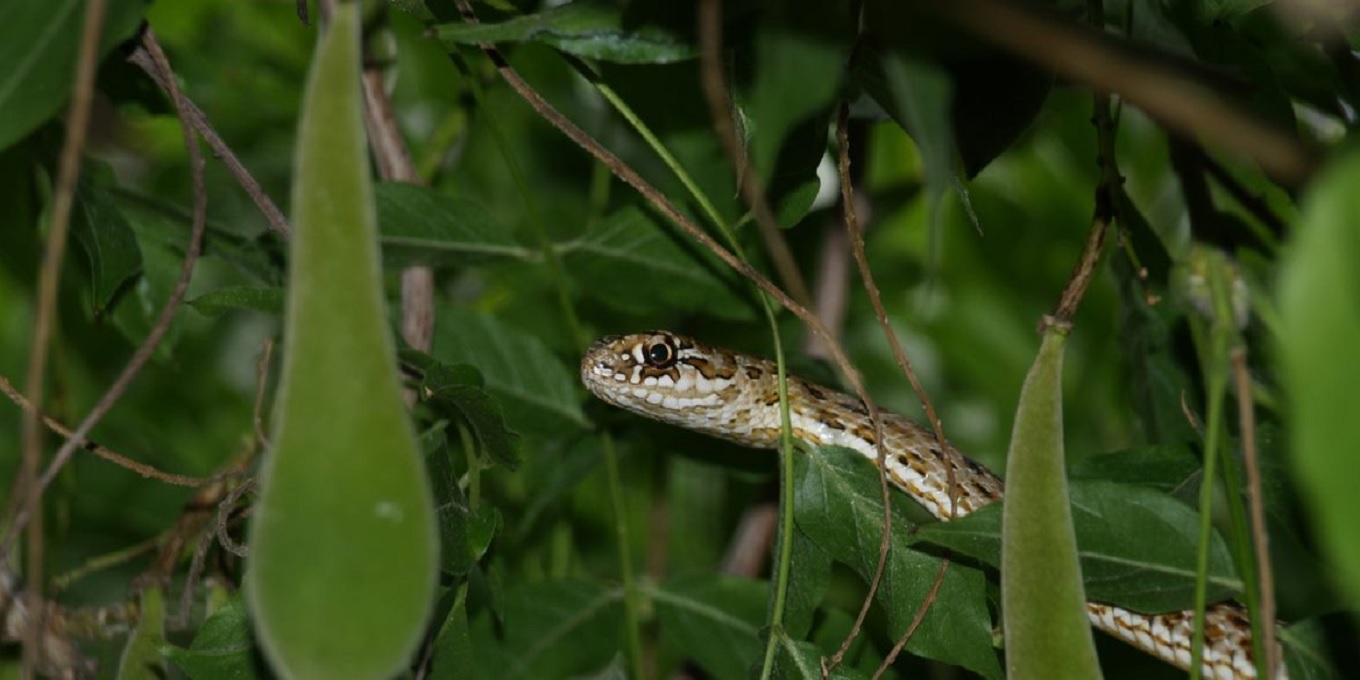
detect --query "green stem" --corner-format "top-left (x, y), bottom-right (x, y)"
top-left (601, 431), bottom-right (647, 680)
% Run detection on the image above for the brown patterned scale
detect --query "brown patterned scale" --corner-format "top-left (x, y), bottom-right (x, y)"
top-left (580, 331), bottom-right (1283, 680)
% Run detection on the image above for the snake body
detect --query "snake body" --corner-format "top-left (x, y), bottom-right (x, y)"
top-left (580, 331), bottom-right (1281, 680)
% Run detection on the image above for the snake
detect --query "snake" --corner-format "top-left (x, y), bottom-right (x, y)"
top-left (580, 331), bottom-right (1283, 680)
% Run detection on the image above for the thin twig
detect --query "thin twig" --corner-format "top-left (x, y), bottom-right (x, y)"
top-left (695, 0), bottom-right (814, 310)
top-left (0, 374), bottom-right (218, 487)
top-left (216, 478), bottom-right (256, 558)
top-left (1231, 348), bottom-right (1278, 678)
top-left (827, 100), bottom-right (960, 674)
top-left (15, 0), bottom-right (109, 671)
top-left (872, 556), bottom-right (953, 679)
top-left (355, 10), bottom-right (436, 375)
top-left (1048, 43), bottom-right (1120, 327)
top-left (443, 5), bottom-right (875, 419)
top-left (252, 339), bottom-right (274, 445)
top-left (4, 28), bottom-right (212, 561)
top-left (924, 0), bottom-right (1316, 188)
top-left (127, 48), bottom-right (292, 239)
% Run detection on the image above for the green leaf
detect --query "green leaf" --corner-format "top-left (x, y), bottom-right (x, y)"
top-left (432, 305), bottom-right (589, 435)
top-left (71, 183), bottom-right (143, 315)
top-left (743, 4), bottom-right (846, 184)
top-left (782, 529), bottom-right (832, 640)
top-left (164, 597), bottom-right (266, 680)
top-left (469, 579), bottom-right (624, 679)
top-left (767, 634), bottom-right (871, 680)
top-left (1279, 149), bottom-right (1360, 606)
top-left (1000, 329), bottom-right (1101, 680)
top-left (405, 349), bottom-right (521, 469)
top-left (794, 445), bottom-right (1002, 680)
top-left (651, 574), bottom-right (766, 680)
top-left (1069, 444), bottom-right (1202, 497)
top-left (432, 0), bottom-right (694, 64)
top-left (560, 207), bottom-right (752, 319)
top-left (855, 47), bottom-right (975, 236)
top-left (116, 586), bottom-right (167, 680)
top-left (427, 596), bottom-right (474, 680)
top-left (245, 7), bottom-right (438, 680)
top-left (375, 182), bottom-right (531, 266)
top-left (0, 0), bottom-right (148, 150)
top-left (188, 286), bottom-right (286, 317)
top-left (918, 480), bottom-right (1241, 611)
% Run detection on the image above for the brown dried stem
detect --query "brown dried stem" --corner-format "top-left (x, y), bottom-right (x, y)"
top-left (127, 48), bottom-right (292, 239)
top-left (355, 15), bottom-right (436, 355)
top-left (831, 101), bottom-right (960, 675)
top-left (695, 0), bottom-right (814, 310)
top-left (15, 0), bottom-right (109, 672)
top-left (1231, 348), bottom-right (1278, 678)
top-left (0, 374), bottom-right (218, 488)
top-left (5, 28), bottom-right (211, 564)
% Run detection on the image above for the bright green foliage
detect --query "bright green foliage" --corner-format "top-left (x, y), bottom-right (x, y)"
top-left (1280, 150), bottom-right (1360, 607)
top-left (244, 5), bottom-right (437, 680)
top-left (1001, 330), bottom-right (1103, 680)
top-left (116, 587), bottom-right (167, 680)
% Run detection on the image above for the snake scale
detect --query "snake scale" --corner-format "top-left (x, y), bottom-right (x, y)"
top-left (580, 331), bottom-right (1283, 680)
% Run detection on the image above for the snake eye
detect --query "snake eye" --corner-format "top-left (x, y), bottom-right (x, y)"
top-left (644, 337), bottom-right (676, 367)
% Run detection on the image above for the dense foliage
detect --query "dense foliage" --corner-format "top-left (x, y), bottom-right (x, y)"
top-left (1, 1), bottom-right (1358, 679)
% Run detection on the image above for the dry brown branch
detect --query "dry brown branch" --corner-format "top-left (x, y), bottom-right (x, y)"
top-left (695, 0), bottom-right (814, 310)
top-left (127, 48), bottom-right (292, 239)
top-left (0, 374), bottom-right (218, 488)
top-left (1232, 348), bottom-right (1277, 678)
top-left (15, 0), bottom-right (110, 671)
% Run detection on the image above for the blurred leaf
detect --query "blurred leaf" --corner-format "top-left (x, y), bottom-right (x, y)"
top-left (433, 0), bottom-right (695, 64)
top-left (794, 445), bottom-right (1001, 680)
top-left (652, 574), bottom-right (765, 680)
top-left (0, 0), bottom-right (148, 151)
top-left (427, 596), bottom-right (474, 680)
top-left (375, 182), bottom-right (531, 266)
top-left (917, 480), bottom-right (1241, 611)
top-left (742, 4), bottom-right (846, 184)
top-left (1279, 149), bottom-right (1360, 606)
top-left (469, 579), bottom-right (624, 679)
top-left (164, 597), bottom-right (265, 680)
top-left (855, 47), bottom-right (973, 232)
top-left (1000, 330), bottom-right (1101, 680)
top-left (116, 586), bottom-right (167, 680)
top-left (188, 286), bottom-right (285, 317)
top-left (1279, 616), bottom-right (1343, 680)
top-left (950, 55), bottom-right (1051, 178)
top-left (245, 8), bottom-right (438, 680)
top-left (432, 305), bottom-right (589, 435)
top-left (71, 182), bottom-right (143, 315)
top-left (561, 207), bottom-right (753, 319)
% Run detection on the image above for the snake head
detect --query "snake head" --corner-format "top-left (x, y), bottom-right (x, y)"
top-left (580, 331), bottom-right (747, 429)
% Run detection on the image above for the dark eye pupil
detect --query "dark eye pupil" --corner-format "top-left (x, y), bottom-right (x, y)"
top-left (646, 343), bottom-right (672, 365)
